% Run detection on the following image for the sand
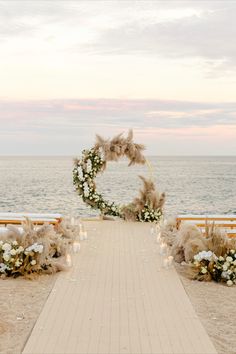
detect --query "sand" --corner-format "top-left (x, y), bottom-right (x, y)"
top-left (1, 258), bottom-right (236, 353)
top-left (0, 274), bottom-right (57, 354)
top-left (177, 265), bottom-right (236, 354)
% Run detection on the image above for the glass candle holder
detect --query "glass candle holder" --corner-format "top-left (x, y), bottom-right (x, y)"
top-left (73, 240), bottom-right (80, 253)
top-left (159, 242), bottom-right (168, 256)
top-left (66, 253), bottom-right (72, 267)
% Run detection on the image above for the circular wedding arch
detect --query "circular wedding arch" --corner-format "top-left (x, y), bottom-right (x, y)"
top-left (73, 130), bottom-right (165, 222)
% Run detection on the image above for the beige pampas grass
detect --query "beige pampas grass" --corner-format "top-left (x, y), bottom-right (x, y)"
top-left (121, 175), bottom-right (165, 221)
top-left (134, 176), bottom-right (166, 212)
top-left (94, 129), bottom-right (146, 165)
top-left (1, 218), bottom-right (78, 278)
top-left (170, 223), bottom-right (208, 263)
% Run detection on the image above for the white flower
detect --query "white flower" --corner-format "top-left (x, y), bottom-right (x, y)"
top-left (226, 256), bottom-right (233, 263)
top-left (77, 166), bottom-right (84, 180)
top-left (0, 240), bottom-right (3, 246)
top-left (12, 240), bottom-right (18, 246)
top-left (222, 271), bottom-right (229, 279)
top-left (30, 260), bottom-right (36, 266)
top-left (227, 280), bottom-right (233, 286)
top-left (223, 264), bottom-right (228, 271)
top-left (194, 250), bottom-right (216, 262)
top-left (16, 246), bottom-right (24, 254)
top-left (2, 243), bottom-right (11, 252)
top-left (3, 253), bottom-right (11, 262)
top-left (26, 243), bottom-right (43, 254)
top-left (83, 182), bottom-right (90, 197)
top-left (219, 256), bottom-right (224, 261)
top-left (86, 159), bottom-right (92, 173)
top-left (10, 249), bottom-right (17, 256)
top-left (15, 260), bottom-right (22, 267)
top-left (0, 263), bottom-right (8, 273)
top-left (201, 267), bottom-right (207, 274)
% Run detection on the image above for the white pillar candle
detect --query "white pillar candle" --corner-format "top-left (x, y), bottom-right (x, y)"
top-left (71, 217), bottom-right (75, 226)
top-left (150, 227), bottom-right (155, 235)
top-left (66, 253), bottom-right (72, 267)
top-left (83, 231), bottom-right (88, 240)
top-left (159, 242), bottom-right (167, 255)
top-left (167, 256), bottom-right (174, 267)
top-left (73, 241), bottom-right (80, 253)
top-left (156, 232), bottom-right (161, 244)
top-left (163, 258), bottom-right (169, 268)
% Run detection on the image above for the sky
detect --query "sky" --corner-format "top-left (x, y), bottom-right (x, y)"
top-left (0, 0), bottom-right (236, 155)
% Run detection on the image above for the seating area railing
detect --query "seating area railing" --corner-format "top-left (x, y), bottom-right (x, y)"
top-left (0, 212), bottom-right (62, 226)
top-left (176, 214), bottom-right (236, 237)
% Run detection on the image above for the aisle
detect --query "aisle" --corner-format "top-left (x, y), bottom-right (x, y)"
top-left (23, 221), bottom-right (216, 354)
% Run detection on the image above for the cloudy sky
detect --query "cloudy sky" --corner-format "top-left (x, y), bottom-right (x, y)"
top-left (0, 0), bottom-right (236, 155)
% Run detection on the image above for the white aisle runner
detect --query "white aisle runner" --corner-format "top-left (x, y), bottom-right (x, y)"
top-left (23, 221), bottom-right (216, 354)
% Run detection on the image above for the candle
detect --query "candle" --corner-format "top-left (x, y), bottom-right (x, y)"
top-left (83, 231), bottom-right (88, 240)
top-left (150, 227), bottom-right (155, 235)
top-left (66, 253), bottom-right (72, 267)
top-left (163, 258), bottom-right (169, 268)
top-left (156, 232), bottom-right (161, 244)
top-left (73, 241), bottom-right (80, 253)
top-left (167, 256), bottom-right (174, 267)
top-left (71, 217), bottom-right (75, 226)
top-left (159, 242), bottom-right (167, 255)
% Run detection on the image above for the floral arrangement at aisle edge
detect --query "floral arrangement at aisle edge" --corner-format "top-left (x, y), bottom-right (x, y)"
top-left (159, 219), bottom-right (236, 286)
top-left (73, 130), bottom-right (165, 222)
top-left (0, 218), bottom-right (77, 278)
top-left (191, 249), bottom-right (236, 286)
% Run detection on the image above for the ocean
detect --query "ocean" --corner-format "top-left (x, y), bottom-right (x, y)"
top-left (0, 156), bottom-right (235, 218)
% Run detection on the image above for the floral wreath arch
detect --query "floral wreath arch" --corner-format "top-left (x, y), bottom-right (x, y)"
top-left (73, 130), bottom-right (165, 222)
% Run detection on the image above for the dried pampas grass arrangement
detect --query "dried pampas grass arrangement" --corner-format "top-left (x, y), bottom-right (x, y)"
top-left (160, 218), bottom-right (236, 285)
top-left (0, 218), bottom-right (78, 278)
top-left (121, 176), bottom-right (165, 222)
top-left (94, 130), bottom-right (146, 166)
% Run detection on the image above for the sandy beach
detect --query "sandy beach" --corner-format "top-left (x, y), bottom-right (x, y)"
top-left (0, 275), bottom-right (57, 354)
top-left (177, 265), bottom-right (236, 354)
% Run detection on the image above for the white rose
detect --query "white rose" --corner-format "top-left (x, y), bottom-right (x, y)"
top-left (2, 243), bottom-right (11, 252)
top-left (227, 280), bottom-right (233, 287)
top-left (10, 249), bottom-right (17, 256)
top-left (3, 253), bottom-right (10, 262)
top-left (219, 256), bottom-right (224, 261)
top-left (30, 260), bottom-right (36, 265)
top-left (226, 256), bottom-right (233, 263)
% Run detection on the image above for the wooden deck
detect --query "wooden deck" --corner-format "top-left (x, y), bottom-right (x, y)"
top-left (23, 221), bottom-right (216, 354)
